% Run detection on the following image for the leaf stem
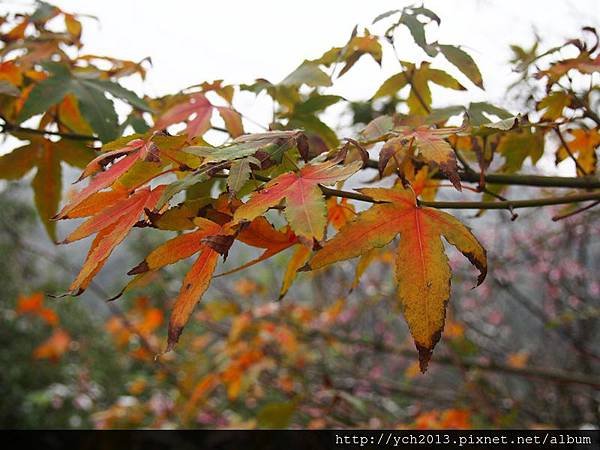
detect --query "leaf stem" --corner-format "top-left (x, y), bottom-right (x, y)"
top-left (552, 199), bottom-right (600, 221)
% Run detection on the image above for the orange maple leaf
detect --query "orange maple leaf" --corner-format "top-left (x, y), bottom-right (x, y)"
top-left (54, 137), bottom-right (157, 220)
top-left (308, 185), bottom-right (486, 371)
top-left (16, 292), bottom-right (59, 326)
top-left (127, 217), bottom-right (229, 351)
top-left (63, 185), bottom-right (166, 295)
top-left (556, 128), bottom-right (600, 176)
top-left (33, 328), bottom-right (71, 362)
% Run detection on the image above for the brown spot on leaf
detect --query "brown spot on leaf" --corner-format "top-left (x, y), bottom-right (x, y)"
top-left (296, 132), bottom-right (310, 162)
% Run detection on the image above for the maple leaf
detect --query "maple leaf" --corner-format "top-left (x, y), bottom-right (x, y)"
top-left (537, 91), bottom-right (571, 121)
top-left (307, 185), bottom-right (486, 372)
top-left (18, 62), bottom-right (150, 142)
top-left (373, 7), bottom-right (440, 57)
top-left (33, 328), bottom-right (71, 362)
top-left (0, 135), bottom-right (92, 240)
top-left (438, 44), bottom-right (484, 89)
top-left (536, 54), bottom-right (600, 84)
top-left (497, 128), bottom-right (544, 174)
top-left (154, 93), bottom-right (239, 139)
top-left (373, 62), bottom-right (465, 115)
top-left (327, 197), bottom-right (356, 230)
top-left (226, 156), bottom-right (261, 197)
top-left (16, 292), bottom-right (58, 326)
top-left (233, 157), bottom-right (362, 242)
top-left (62, 185), bottom-right (166, 295)
top-left (186, 130), bottom-right (308, 164)
top-left (378, 125), bottom-right (464, 190)
top-left (217, 106), bottom-right (244, 137)
top-left (556, 128), bottom-right (600, 176)
top-left (227, 218), bottom-right (299, 272)
top-left (127, 217), bottom-right (226, 351)
top-left (279, 244), bottom-right (312, 300)
top-left (313, 32), bottom-right (382, 77)
top-left (280, 61), bottom-right (332, 88)
top-left (59, 190), bottom-right (128, 219)
top-left (57, 94), bottom-right (93, 135)
top-left (76, 137), bottom-right (159, 181)
top-left (205, 195), bottom-right (307, 298)
top-left (54, 137), bottom-right (161, 220)
top-left (0, 60), bottom-right (23, 96)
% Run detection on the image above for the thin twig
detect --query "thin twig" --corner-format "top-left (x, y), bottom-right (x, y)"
top-left (552, 200), bottom-right (600, 221)
top-left (1, 122), bottom-right (98, 141)
top-left (555, 127), bottom-right (587, 175)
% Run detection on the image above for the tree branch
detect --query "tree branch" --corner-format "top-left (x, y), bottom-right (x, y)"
top-left (225, 171), bottom-right (600, 210)
top-left (297, 325), bottom-right (600, 388)
top-left (1, 122), bottom-right (98, 141)
top-left (418, 191), bottom-right (600, 210)
top-left (3, 119), bottom-right (599, 190)
top-left (319, 184), bottom-right (600, 210)
top-left (0, 121), bottom-right (231, 142)
top-left (363, 159), bottom-right (600, 189)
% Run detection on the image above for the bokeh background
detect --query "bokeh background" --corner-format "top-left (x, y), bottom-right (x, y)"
top-left (1, 0), bottom-right (599, 429)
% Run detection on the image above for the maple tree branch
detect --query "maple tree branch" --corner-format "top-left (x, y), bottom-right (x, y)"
top-left (0, 121), bottom-right (98, 141)
top-left (418, 191), bottom-right (600, 210)
top-left (3, 118), bottom-right (600, 190)
top-left (319, 185), bottom-right (600, 210)
top-left (0, 120), bottom-right (230, 142)
top-left (294, 325), bottom-right (600, 388)
top-left (245, 171), bottom-right (600, 210)
top-left (362, 159), bottom-right (600, 189)
top-left (552, 199), bottom-right (600, 221)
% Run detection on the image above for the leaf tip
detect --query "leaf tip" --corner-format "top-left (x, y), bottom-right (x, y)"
top-left (106, 289), bottom-right (124, 302)
top-left (127, 260), bottom-right (149, 276)
top-left (462, 249), bottom-right (488, 288)
top-left (415, 343), bottom-right (433, 373)
top-left (166, 325), bottom-right (183, 353)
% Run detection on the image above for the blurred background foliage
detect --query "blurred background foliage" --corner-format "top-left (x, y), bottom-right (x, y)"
top-left (1, 181), bottom-right (598, 428)
top-left (0, 0), bottom-right (598, 429)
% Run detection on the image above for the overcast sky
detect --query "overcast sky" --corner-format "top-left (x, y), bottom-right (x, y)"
top-left (43, 0), bottom-right (598, 99)
top-left (1, 0), bottom-right (599, 150)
